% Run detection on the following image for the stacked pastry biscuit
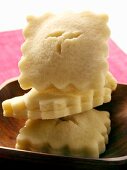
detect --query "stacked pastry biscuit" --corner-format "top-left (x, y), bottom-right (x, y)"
top-left (2, 11), bottom-right (117, 158)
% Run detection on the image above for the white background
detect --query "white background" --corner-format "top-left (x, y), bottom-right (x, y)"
top-left (0, 0), bottom-right (127, 53)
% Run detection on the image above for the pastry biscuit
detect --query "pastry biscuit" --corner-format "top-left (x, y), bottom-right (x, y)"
top-left (18, 11), bottom-right (110, 91)
top-left (16, 109), bottom-right (111, 158)
top-left (2, 72), bottom-right (117, 119)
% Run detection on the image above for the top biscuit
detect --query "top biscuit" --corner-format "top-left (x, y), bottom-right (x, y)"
top-left (18, 11), bottom-right (110, 91)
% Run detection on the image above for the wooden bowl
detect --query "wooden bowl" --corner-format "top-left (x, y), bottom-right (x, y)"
top-left (0, 78), bottom-right (127, 169)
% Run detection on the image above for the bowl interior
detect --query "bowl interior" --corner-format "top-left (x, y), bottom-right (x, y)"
top-left (0, 79), bottom-right (127, 159)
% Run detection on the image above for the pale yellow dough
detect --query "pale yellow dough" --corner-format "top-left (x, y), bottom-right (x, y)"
top-left (16, 109), bottom-right (111, 158)
top-left (18, 11), bottom-right (110, 91)
top-left (2, 11), bottom-right (114, 158)
top-left (2, 72), bottom-right (117, 119)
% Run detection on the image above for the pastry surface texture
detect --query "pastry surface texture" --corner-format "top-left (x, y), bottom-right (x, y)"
top-left (18, 11), bottom-right (110, 91)
top-left (2, 11), bottom-right (116, 158)
top-left (16, 109), bottom-right (111, 158)
top-left (2, 72), bottom-right (116, 119)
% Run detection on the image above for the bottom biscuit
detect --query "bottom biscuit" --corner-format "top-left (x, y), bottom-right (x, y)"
top-left (16, 109), bottom-right (110, 158)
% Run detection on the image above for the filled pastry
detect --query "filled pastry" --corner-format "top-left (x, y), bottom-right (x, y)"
top-left (2, 11), bottom-right (117, 158)
top-left (2, 72), bottom-right (116, 119)
top-left (16, 109), bottom-right (110, 158)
